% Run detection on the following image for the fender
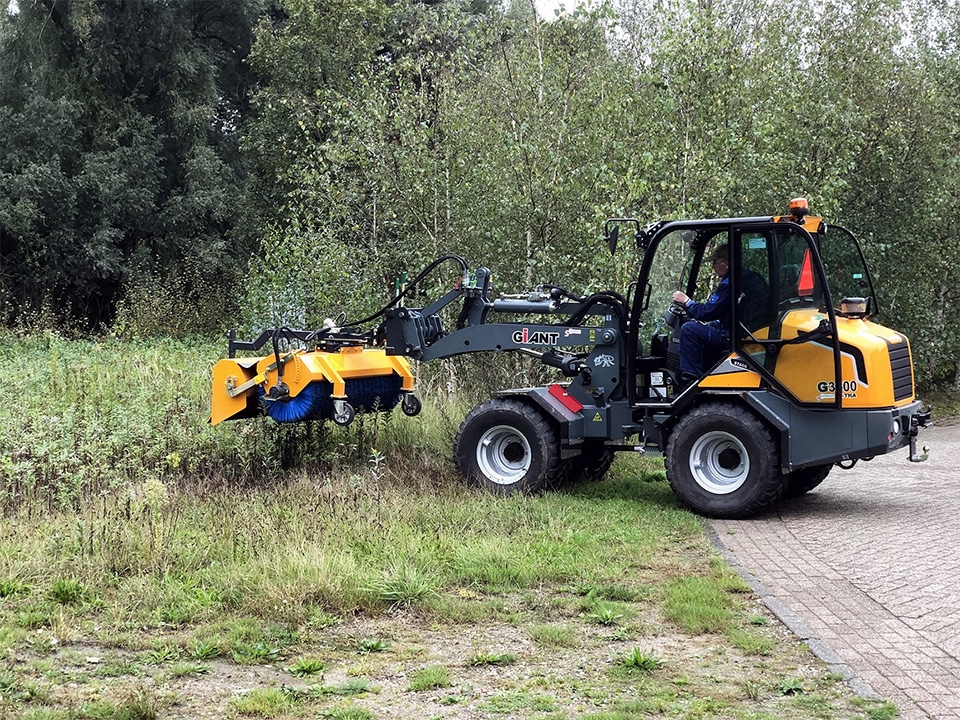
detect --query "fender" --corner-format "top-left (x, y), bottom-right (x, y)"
top-left (493, 385), bottom-right (585, 457)
top-left (741, 390), bottom-right (925, 470)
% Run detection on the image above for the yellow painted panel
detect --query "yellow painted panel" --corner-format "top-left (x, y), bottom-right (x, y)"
top-left (770, 310), bottom-right (910, 407)
top-left (252, 348), bottom-right (416, 401)
top-left (210, 358), bottom-right (257, 425)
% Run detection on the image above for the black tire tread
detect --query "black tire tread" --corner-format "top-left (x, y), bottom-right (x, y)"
top-left (454, 398), bottom-right (563, 495)
top-left (568, 440), bottom-right (616, 484)
top-left (664, 402), bottom-right (783, 519)
top-left (783, 464), bottom-right (831, 497)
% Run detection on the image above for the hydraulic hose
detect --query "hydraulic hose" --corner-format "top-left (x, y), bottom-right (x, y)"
top-left (345, 254), bottom-right (469, 328)
top-left (565, 291), bottom-right (630, 335)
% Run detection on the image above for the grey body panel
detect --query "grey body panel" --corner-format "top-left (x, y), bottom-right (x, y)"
top-left (741, 391), bottom-right (924, 470)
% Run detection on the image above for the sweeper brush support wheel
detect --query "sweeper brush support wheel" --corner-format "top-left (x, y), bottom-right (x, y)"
top-left (401, 393), bottom-right (422, 417)
top-left (333, 400), bottom-right (356, 426)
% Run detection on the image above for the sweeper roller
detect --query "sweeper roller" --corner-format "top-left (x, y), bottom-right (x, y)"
top-left (210, 335), bottom-right (418, 427)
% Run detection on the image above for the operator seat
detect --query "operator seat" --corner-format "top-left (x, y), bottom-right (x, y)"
top-left (779, 264), bottom-right (800, 301)
top-left (739, 268), bottom-right (770, 332)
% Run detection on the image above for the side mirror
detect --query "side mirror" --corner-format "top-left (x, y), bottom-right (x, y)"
top-left (606, 225), bottom-right (620, 255)
top-left (604, 218), bottom-right (643, 255)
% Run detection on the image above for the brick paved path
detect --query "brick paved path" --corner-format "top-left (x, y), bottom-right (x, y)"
top-left (711, 422), bottom-right (960, 720)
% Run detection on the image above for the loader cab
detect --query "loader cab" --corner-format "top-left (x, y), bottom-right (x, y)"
top-left (628, 212), bottom-right (858, 409)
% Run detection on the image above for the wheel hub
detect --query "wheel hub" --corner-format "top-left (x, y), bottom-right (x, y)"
top-left (502, 442), bottom-right (525, 464)
top-left (689, 431), bottom-right (750, 495)
top-left (717, 447), bottom-right (740, 471)
top-left (477, 424), bottom-right (532, 485)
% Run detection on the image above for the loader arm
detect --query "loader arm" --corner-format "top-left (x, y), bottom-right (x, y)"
top-left (381, 292), bottom-right (624, 364)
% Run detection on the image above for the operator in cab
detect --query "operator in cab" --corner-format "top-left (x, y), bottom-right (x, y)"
top-left (671, 244), bottom-right (731, 386)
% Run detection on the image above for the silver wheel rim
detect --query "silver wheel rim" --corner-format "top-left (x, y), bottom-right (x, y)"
top-left (689, 430), bottom-right (749, 495)
top-left (477, 424), bottom-right (531, 485)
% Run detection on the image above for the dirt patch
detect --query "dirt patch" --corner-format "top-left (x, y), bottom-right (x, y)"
top-left (18, 595), bottom-right (874, 719)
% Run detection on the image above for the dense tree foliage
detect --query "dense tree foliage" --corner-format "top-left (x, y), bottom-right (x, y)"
top-left (2, 0), bottom-right (959, 388)
top-left (0, 0), bottom-right (262, 330)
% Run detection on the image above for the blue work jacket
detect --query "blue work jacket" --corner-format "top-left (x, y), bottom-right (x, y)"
top-left (684, 276), bottom-right (731, 335)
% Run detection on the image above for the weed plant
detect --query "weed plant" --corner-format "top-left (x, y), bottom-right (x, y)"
top-left (467, 650), bottom-right (516, 667)
top-left (408, 665), bottom-right (452, 692)
top-left (289, 656), bottom-right (325, 677)
top-left (310, 679), bottom-right (371, 696)
top-left (356, 638), bottom-right (388, 654)
top-left (319, 706), bottom-right (374, 720)
top-left (229, 687), bottom-right (294, 715)
top-left (620, 647), bottom-right (662, 674)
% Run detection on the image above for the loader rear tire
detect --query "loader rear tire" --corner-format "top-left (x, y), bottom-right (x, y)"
top-left (569, 440), bottom-right (616, 484)
top-left (455, 398), bottom-right (563, 495)
top-left (665, 402), bottom-right (784, 519)
top-left (783, 464), bottom-right (831, 497)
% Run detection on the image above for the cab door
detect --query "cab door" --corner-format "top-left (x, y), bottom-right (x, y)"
top-left (733, 223), bottom-right (842, 408)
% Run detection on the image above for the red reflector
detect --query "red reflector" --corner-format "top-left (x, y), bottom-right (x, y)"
top-left (798, 249), bottom-right (815, 297)
top-left (548, 383), bottom-right (583, 413)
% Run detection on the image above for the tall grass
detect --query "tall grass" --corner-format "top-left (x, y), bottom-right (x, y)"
top-left (0, 331), bottom-right (701, 626)
top-left (0, 330), bottom-right (456, 513)
top-left (0, 457), bottom-right (696, 628)
top-left (0, 333), bottom-right (903, 719)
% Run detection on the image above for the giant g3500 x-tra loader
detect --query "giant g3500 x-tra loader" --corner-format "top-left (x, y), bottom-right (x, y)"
top-left (211, 199), bottom-right (931, 519)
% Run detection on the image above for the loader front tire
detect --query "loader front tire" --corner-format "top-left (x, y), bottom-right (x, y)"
top-left (455, 398), bottom-right (562, 495)
top-left (665, 402), bottom-right (783, 519)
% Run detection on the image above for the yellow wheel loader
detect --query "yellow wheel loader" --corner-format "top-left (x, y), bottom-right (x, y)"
top-left (211, 200), bottom-right (930, 518)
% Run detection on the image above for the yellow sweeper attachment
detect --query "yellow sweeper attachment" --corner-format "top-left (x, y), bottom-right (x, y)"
top-left (210, 255), bottom-right (479, 427)
top-left (210, 328), bottom-right (418, 427)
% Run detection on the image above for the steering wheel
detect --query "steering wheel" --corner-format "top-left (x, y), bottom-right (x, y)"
top-left (664, 300), bottom-right (688, 330)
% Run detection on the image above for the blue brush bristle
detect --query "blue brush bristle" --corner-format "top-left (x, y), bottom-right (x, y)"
top-left (264, 376), bottom-right (404, 424)
top-left (264, 382), bottom-right (326, 423)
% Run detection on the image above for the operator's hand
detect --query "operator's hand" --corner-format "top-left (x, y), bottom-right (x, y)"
top-left (672, 291), bottom-right (690, 305)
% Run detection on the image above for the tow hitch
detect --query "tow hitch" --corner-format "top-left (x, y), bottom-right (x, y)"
top-left (909, 410), bottom-right (932, 462)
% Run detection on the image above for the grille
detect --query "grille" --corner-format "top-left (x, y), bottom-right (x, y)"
top-left (888, 340), bottom-right (914, 402)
